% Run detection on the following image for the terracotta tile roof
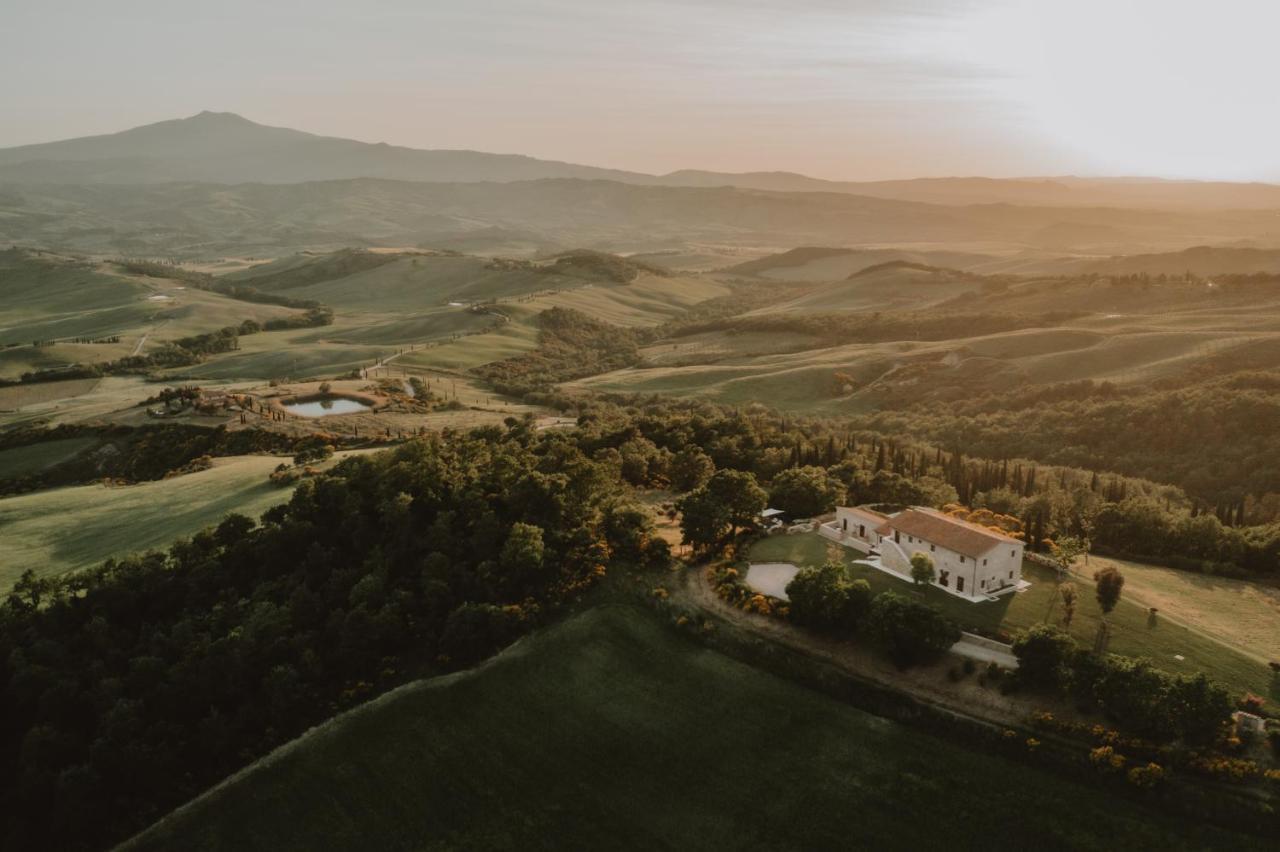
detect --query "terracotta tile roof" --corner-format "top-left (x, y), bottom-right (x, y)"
top-left (877, 507), bottom-right (1021, 559)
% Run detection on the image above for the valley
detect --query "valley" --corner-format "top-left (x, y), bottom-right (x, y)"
top-left (3, 109), bottom-right (1280, 852)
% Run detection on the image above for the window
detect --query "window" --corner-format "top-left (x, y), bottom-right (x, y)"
top-left (1011, 549), bottom-right (1016, 557)
top-left (981, 579), bottom-right (986, 588)
top-left (939, 570), bottom-right (949, 587)
top-left (960, 556), bottom-right (966, 563)
top-left (1009, 570), bottom-right (1014, 579)
top-left (957, 576), bottom-right (964, 592)
top-left (930, 544), bottom-right (935, 552)
top-left (982, 558), bottom-right (988, 566)
top-left (858, 524), bottom-right (865, 537)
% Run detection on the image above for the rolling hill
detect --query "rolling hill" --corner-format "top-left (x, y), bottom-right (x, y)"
top-left (7, 176), bottom-right (1280, 261)
top-left (121, 605), bottom-right (1260, 852)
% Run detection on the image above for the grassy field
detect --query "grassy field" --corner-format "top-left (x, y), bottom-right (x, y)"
top-left (749, 533), bottom-right (1277, 699)
top-left (0, 437), bottom-right (98, 479)
top-left (0, 455), bottom-right (297, 587)
top-left (1083, 553), bottom-right (1280, 664)
top-left (123, 604), bottom-right (1261, 852)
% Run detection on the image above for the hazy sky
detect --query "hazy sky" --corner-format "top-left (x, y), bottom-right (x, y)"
top-left (4, 0), bottom-right (1278, 180)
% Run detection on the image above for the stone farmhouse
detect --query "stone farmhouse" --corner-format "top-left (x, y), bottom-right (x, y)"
top-left (825, 505), bottom-right (1027, 601)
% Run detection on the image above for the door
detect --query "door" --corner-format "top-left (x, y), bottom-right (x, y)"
top-left (956, 576), bottom-right (964, 593)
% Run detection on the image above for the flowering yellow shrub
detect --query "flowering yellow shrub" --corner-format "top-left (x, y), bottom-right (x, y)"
top-left (1127, 762), bottom-right (1167, 788)
top-left (1090, 746), bottom-right (1127, 773)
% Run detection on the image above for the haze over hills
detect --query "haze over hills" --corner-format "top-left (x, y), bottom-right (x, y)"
top-left (7, 173), bottom-right (1280, 260)
top-left (6, 112), bottom-right (1280, 213)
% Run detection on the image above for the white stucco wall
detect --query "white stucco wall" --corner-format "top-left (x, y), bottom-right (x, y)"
top-left (875, 529), bottom-right (1023, 598)
top-left (834, 507), bottom-right (885, 546)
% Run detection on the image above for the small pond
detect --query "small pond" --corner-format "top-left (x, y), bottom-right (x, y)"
top-left (745, 562), bottom-right (800, 600)
top-left (283, 396), bottom-right (372, 417)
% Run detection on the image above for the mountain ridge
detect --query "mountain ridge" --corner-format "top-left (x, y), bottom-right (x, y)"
top-left (7, 112), bottom-right (1280, 211)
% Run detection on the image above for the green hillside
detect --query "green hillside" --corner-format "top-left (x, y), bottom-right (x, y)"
top-left (123, 605), bottom-right (1259, 852)
top-left (0, 455), bottom-right (292, 587)
top-left (0, 250), bottom-right (151, 345)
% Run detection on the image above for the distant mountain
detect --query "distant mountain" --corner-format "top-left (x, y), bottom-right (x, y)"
top-left (6, 113), bottom-right (1280, 212)
top-left (0, 111), bottom-right (652, 185)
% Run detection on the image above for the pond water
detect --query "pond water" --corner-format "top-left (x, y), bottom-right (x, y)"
top-left (283, 397), bottom-right (372, 417)
top-left (745, 562), bottom-right (800, 600)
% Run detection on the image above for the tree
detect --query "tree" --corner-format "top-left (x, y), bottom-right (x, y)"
top-left (1046, 535), bottom-right (1088, 579)
top-left (786, 561), bottom-right (871, 633)
top-left (909, 552), bottom-right (936, 587)
top-left (1093, 565), bottom-right (1125, 654)
top-left (499, 522), bottom-right (546, 591)
top-left (704, 469), bottom-right (768, 536)
top-left (602, 503), bottom-right (654, 562)
top-left (669, 447), bottom-right (714, 492)
top-left (864, 591), bottom-right (960, 668)
top-left (1094, 566), bottom-right (1125, 615)
top-left (1011, 624), bottom-right (1076, 689)
top-left (1058, 582), bottom-right (1078, 630)
top-left (768, 465), bottom-right (843, 517)
top-left (677, 489), bottom-right (731, 555)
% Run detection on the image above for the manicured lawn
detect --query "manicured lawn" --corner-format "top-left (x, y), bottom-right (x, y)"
top-left (749, 533), bottom-right (1278, 699)
top-left (123, 605), bottom-right (1262, 852)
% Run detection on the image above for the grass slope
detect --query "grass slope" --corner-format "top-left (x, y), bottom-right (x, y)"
top-left (124, 604), bottom-right (1258, 852)
top-left (0, 437), bottom-right (97, 479)
top-left (750, 534), bottom-right (1276, 699)
top-left (0, 455), bottom-right (292, 587)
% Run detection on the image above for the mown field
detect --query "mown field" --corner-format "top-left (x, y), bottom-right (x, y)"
top-left (0, 454), bottom-right (295, 587)
top-left (122, 604), bottom-right (1261, 852)
top-left (749, 533), bottom-right (1277, 699)
top-left (0, 436), bottom-right (97, 478)
top-left (1082, 553), bottom-right (1280, 664)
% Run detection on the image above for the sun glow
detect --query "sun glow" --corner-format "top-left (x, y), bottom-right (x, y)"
top-left (942, 0), bottom-right (1280, 179)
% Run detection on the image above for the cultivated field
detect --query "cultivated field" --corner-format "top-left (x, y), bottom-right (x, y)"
top-left (122, 605), bottom-right (1260, 852)
top-left (0, 454), bottom-right (298, 587)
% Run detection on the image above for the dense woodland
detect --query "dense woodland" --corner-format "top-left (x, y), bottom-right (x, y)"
top-left (0, 424), bottom-right (662, 850)
top-left (2, 393), bottom-right (1274, 848)
top-left (865, 371), bottom-right (1280, 519)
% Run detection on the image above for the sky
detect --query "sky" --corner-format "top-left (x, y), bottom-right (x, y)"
top-left (4, 0), bottom-right (1279, 181)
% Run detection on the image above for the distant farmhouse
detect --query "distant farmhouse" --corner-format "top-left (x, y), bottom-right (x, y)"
top-left (824, 505), bottom-right (1027, 602)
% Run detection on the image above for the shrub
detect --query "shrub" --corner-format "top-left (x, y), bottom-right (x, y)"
top-left (786, 562), bottom-right (870, 634)
top-left (1010, 624), bottom-right (1075, 690)
top-left (1127, 762), bottom-right (1167, 789)
top-left (1089, 745), bottom-right (1127, 774)
top-left (864, 591), bottom-right (961, 669)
